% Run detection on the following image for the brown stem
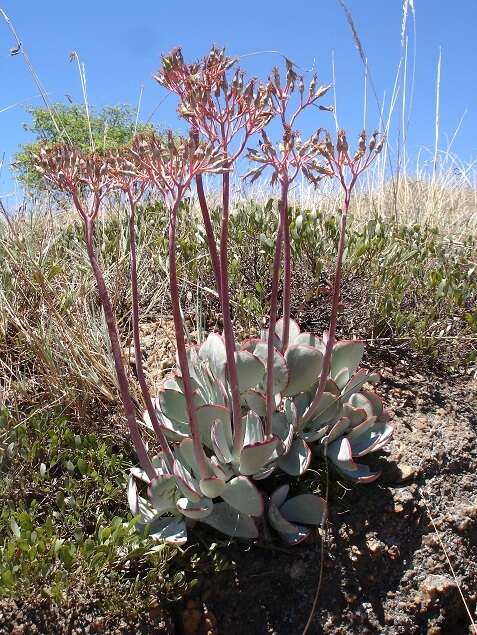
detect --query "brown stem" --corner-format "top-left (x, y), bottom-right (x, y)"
top-left (219, 171), bottom-right (243, 455)
top-left (127, 193), bottom-right (174, 472)
top-left (168, 199), bottom-right (209, 479)
top-left (84, 218), bottom-right (155, 480)
top-left (299, 186), bottom-right (352, 428)
top-left (265, 201), bottom-right (285, 435)
top-left (195, 173), bottom-right (222, 299)
top-left (280, 180), bottom-right (291, 351)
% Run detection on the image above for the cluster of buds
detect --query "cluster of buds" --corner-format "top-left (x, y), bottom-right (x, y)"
top-left (33, 145), bottom-right (85, 193)
top-left (244, 60), bottom-right (334, 188)
top-left (156, 46), bottom-right (273, 151)
top-left (246, 127), bottom-right (334, 187)
top-left (32, 145), bottom-right (117, 219)
top-left (267, 59), bottom-right (332, 117)
top-left (313, 128), bottom-right (385, 182)
top-left (130, 131), bottom-right (227, 201)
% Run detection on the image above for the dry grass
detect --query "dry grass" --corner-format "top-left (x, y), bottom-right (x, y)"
top-left (0, 204), bottom-right (171, 424)
top-left (242, 151), bottom-right (477, 238)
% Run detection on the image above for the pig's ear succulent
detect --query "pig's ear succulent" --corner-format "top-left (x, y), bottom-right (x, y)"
top-left (50, 51), bottom-right (389, 551)
top-left (318, 387), bottom-right (393, 483)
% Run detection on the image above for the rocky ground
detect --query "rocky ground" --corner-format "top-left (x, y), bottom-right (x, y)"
top-left (2, 328), bottom-right (476, 634)
top-left (127, 318), bottom-right (477, 634)
top-left (196, 344), bottom-right (477, 634)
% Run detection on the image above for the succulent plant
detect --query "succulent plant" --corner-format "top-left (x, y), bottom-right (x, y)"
top-left (127, 316), bottom-right (392, 543)
top-left (31, 47), bottom-right (390, 548)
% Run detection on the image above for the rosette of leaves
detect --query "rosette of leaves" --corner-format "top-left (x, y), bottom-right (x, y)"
top-left (127, 318), bottom-right (392, 543)
top-left (275, 320), bottom-right (394, 482)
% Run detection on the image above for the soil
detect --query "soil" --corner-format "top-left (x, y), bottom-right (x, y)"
top-left (3, 305), bottom-right (477, 634)
top-left (197, 343), bottom-right (477, 635)
top-left (133, 305), bottom-right (477, 634)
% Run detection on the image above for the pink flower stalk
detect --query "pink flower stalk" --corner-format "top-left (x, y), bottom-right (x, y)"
top-left (131, 131), bottom-right (226, 479)
top-left (32, 145), bottom-right (157, 480)
top-left (299, 129), bottom-right (384, 427)
top-left (156, 47), bottom-right (273, 452)
top-left (246, 60), bottom-right (333, 433)
top-left (107, 149), bottom-right (175, 472)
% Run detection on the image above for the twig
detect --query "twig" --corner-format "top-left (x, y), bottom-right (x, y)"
top-left (419, 490), bottom-right (477, 635)
top-left (302, 444), bottom-right (329, 634)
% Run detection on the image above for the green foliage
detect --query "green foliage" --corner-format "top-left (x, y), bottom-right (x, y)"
top-left (0, 411), bottom-right (228, 606)
top-left (13, 103), bottom-right (154, 188)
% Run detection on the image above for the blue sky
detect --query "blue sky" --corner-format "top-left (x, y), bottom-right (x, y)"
top-left (0, 0), bottom-right (476, 200)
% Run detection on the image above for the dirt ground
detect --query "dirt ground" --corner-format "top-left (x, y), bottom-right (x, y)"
top-left (198, 343), bottom-right (477, 634)
top-left (2, 320), bottom-right (476, 634)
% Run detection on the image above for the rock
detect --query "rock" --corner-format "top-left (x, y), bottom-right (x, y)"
top-left (382, 461), bottom-right (420, 484)
top-left (365, 535), bottom-right (385, 556)
top-left (420, 574), bottom-right (458, 603)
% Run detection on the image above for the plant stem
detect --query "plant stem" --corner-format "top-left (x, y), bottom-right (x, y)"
top-left (220, 171), bottom-right (243, 455)
top-left (195, 173), bottom-right (222, 298)
top-left (84, 218), bottom-right (155, 480)
top-left (265, 193), bottom-right (286, 435)
top-left (299, 189), bottom-right (351, 427)
top-left (168, 199), bottom-right (209, 479)
top-left (280, 180), bottom-right (291, 351)
top-left (127, 193), bottom-right (174, 472)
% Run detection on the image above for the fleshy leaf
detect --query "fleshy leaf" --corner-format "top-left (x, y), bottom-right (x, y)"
top-left (195, 404), bottom-right (230, 447)
top-left (342, 404), bottom-right (368, 427)
top-left (275, 317), bottom-right (301, 346)
top-left (201, 502), bottom-right (258, 539)
top-left (272, 412), bottom-right (294, 453)
top-left (268, 502), bottom-right (311, 544)
top-left (155, 410), bottom-right (189, 441)
top-left (235, 351), bottom-right (265, 393)
top-left (199, 476), bottom-right (226, 498)
top-left (251, 465), bottom-right (276, 480)
top-left (127, 475), bottom-right (139, 515)
top-left (130, 465), bottom-right (151, 484)
top-left (294, 332), bottom-right (325, 351)
top-left (148, 475), bottom-right (178, 513)
top-left (302, 392), bottom-right (342, 432)
top-left (270, 484), bottom-right (290, 508)
top-left (359, 390), bottom-right (384, 418)
top-left (277, 438), bottom-right (311, 476)
top-left (253, 342), bottom-right (289, 394)
top-left (280, 494), bottom-right (327, 526)
top-left (243, 390), bottom-right (267, 416)
top-left (199, 333), bottom-right (227, 381)
top-left (239, 436), bottom-right (279, 475)
top-left (283, 345), bottom-right (323, 395)
top-left (341, 369), bottom-right (371, 400)
top-left (331, 341), bottom-right (365, 389)
top-left (158, 388), bottom-right (204, 424)
top-left (347, 419), bottom-right (393, 456)
top-left (176, 496), bottom-right (213, 519)
top-left (242, 412), bottom-right (264, 446)
top-left (327, 437), bottom-right (381, 482)
top-left (322, 417), bottom-right (352, 444)
top-left (211, 419), bottom-right (233, 464)
top-left (347, 392), bottom-right (374, 418)
top-left (173, 459), bottom-right (202, 502)
top-left (268, 502), bottom-right (301, 535)
top-left (221, 476), bottom-right (264, 517)
top-left (149, 516), bottom-right (188, 544)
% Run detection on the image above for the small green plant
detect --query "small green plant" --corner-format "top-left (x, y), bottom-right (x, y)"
top-left (0, 411), bottom-right (192, 605)
top-left (31, 47), bottom-right (392, 545)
